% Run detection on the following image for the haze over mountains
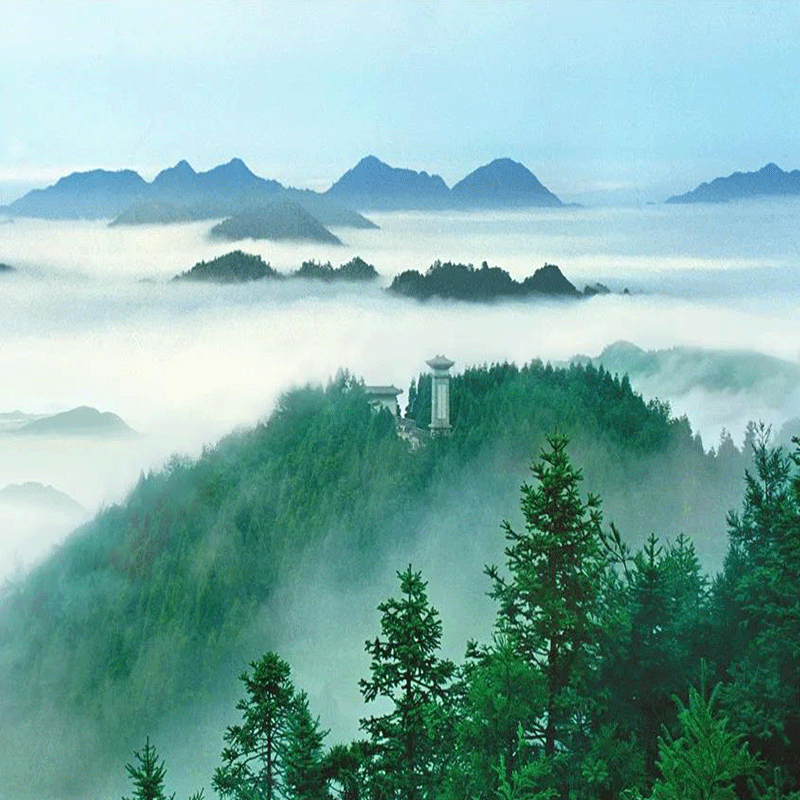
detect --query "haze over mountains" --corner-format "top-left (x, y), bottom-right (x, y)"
top-left (326, 155), bottom-right (563, 209)
top-left (0, 155), bottom-right (565, 221)
top-left (0, 406), bottom-right (136, 439)
top-left (8, 155), bottom-right (800, 218)
top-left (667, 162), bottom-right (800, 203)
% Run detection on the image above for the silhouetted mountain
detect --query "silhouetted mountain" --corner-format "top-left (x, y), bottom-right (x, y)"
top-left (209, 201), bottom-right (343, 244)
top-left (0, 263), bottom-right (13, 273)
top-left (7, 155), bottom-right (566, 220)
top-left (326, 155), bottom-right (450, 210)
top-left (666, 163), bottom-right (800, 203)
top-left (13, 406), bottom-right (136, 438)
top-left (173, 251), bottom-right (278, 283)
top-left (150, 158), bottom-right (199, 194)
top-left (0, 482), bottom-right (84, 514)
top-left (6, 169), bottom-right (149, 219)
top-left (451, 158), bottom-right (562, 207)
top-left (389, 260), bottom-right (578, 301)
top-left (10, 156), bottom-right (373, 228)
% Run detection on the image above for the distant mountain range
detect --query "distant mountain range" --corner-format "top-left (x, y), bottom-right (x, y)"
top-left (0, 157), bottom-right (376, 228)
top-left (1, 406), bottom-right (136, 438)
top-left (667, 163), bottom-right (800, 204)
top-left (0, 155), bottom-right (564, 220)
top-left (326, 155), bottom-right (562, 210)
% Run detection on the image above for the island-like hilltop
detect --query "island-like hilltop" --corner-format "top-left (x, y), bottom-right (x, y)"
top-left (389, 260), bottom-right (580, 301)
top-left (209, 201), bottom-right (344, 245)
top-left (667, 162), bottom-right (800, 203)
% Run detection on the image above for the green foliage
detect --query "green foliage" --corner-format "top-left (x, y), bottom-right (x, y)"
top-left (122, 737), bottom-right (174, 800)
top-left (336, 256), bottom-right (379, 281)
top-left (173, 250), bottom-right (277, 282)
top-left (713, 426), bottom-right (800, 787)
top-left (388, 260), bottom-right (577, 301)
top-left (451, 637), bottom-right (544, 800)
top-left (213, 652), bottom-right (296, 800)
top-left (494, 756), bottom-right (557, 800)
top-left (487, 433), bottom-right (608, 758)
top-left (322, 742), bottom-right (372, 800)
top-left (359, 566), bottom-right (455, 800)
top-left (293, 257), bottom-right (378, 282)
top-left (651, 685), bottom-right (759, 800)
top-left (0, 359), bottom-right (751, 794)
top-left (285, 692), bottom-right (329, 800)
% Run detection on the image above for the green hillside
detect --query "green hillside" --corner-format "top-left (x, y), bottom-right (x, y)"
top-left (0, 361), bottom-right (751, 796)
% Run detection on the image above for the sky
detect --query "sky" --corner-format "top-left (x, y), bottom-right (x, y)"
top-left (2, 0), bottom-right (800, 204)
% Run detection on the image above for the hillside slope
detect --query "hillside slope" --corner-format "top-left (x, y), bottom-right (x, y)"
top-left (0, 362), bottom-right (749, 797)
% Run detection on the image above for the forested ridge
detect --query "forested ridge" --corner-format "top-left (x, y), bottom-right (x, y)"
top-left (0, 360), bottom-right (786, 799)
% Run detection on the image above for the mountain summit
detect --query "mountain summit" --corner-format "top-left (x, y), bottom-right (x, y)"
top-left (450, 158), bottom-right (562, 207)
top-left (326, 155), bottom-right (451, 210)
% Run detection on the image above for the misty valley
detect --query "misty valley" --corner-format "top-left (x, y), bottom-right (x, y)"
top-left (1, 201), bottom-right (800, 800)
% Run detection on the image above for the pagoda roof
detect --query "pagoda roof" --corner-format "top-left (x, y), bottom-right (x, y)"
top-left (365, 385), bottom-right (403, 396)
top-left (426, 355), bottom-right (455, 369)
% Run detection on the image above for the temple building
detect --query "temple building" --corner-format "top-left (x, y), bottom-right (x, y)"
top-left (364, 385), bottom-right (403, 416)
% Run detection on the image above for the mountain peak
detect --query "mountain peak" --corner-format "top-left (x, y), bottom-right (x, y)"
top-left (172, 159), bottom-right (196, 174)
top-left (326, 156), bottom-right (450, 210)
top-left (451, 158), bottom-right (562, 207)
top-left (152, 159), bottom-right (197, 189)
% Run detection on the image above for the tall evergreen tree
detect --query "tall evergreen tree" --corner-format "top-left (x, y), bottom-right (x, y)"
top-left (486, 433), bottom-right (609, 760)
top-left (213, 652), bottom-right (296, 800)
top-left (359, 565), bottom-right (455, 800)
top-left (714, 429), bottom-right (800, 787)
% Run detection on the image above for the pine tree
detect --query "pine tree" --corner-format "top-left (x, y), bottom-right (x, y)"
top-left (122, 737), bottom-right (174, 800)
top-left (486, 433), bottom-right (608, 759)
top-left (359, 565), bottom-right (455, 800)
top-left (213, 652), bottom-right (296, 800)
top-left (715, 428), bottom-right (800, 787)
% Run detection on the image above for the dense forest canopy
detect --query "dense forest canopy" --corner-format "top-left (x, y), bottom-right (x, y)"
top-left (172, 253), bottom-right (378, 284)
top-left (111, 426), bottom-right (800, 800)
top-left (388, 261), bottom-right (581, 301)
top-left (0, 359), bottom-right (785, 798)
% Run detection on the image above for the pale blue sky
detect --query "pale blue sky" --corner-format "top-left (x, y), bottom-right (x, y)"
top-left (2, 0), bottom-right (799, 203)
